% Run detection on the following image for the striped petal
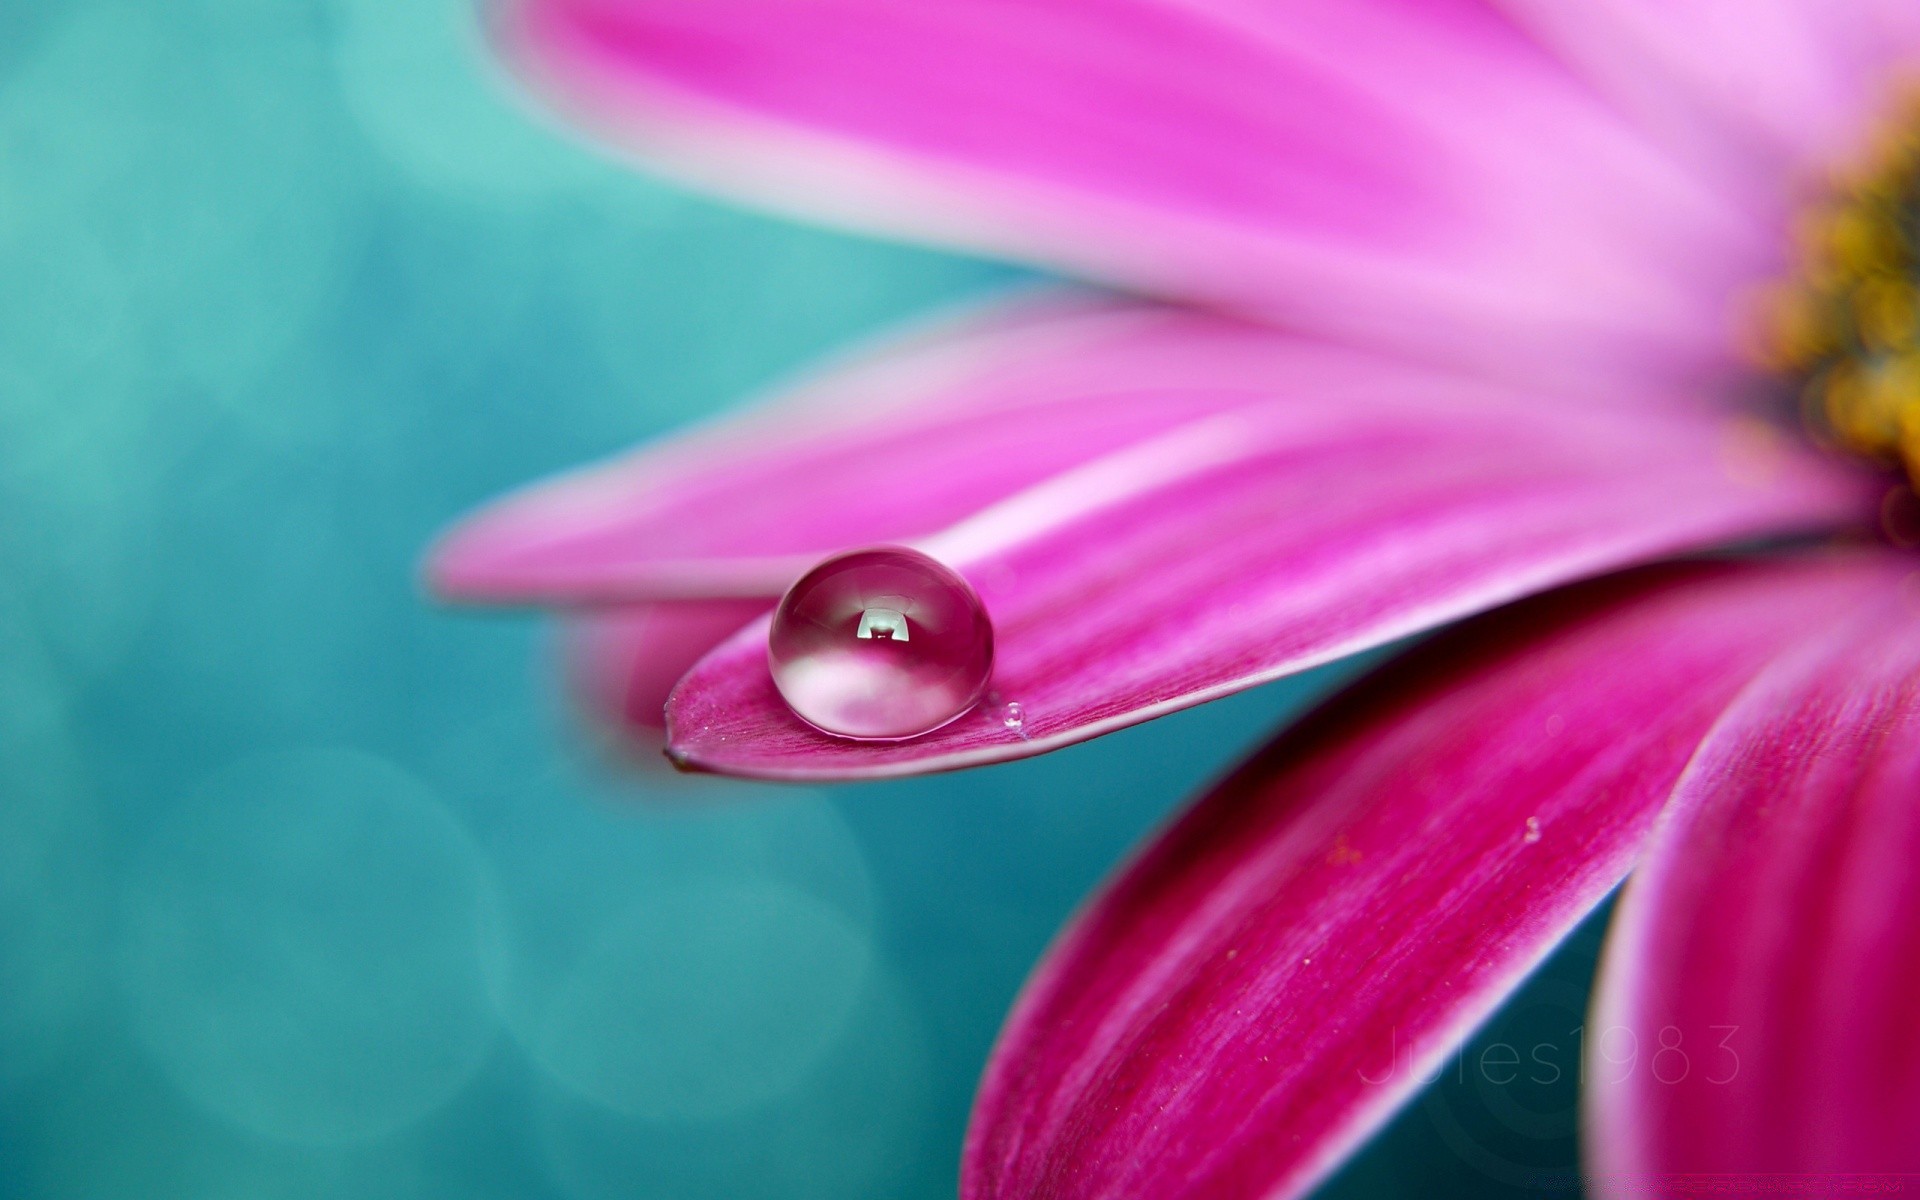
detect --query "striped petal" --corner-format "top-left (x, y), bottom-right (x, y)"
top-left (1588, 554), bottom-right (1920, 1179)
top-left (430, 294), bottom-right (1456, 604)
top-left (663, 400), bottom-right (1878, 779)
top-left (964, 556), bottom-right (1894, 1200)
top-left (493, 0), bottom-right (1765, 387)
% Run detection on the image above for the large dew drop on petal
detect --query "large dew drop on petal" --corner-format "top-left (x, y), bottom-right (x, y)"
top-left (768, 547), bottom-right (992, 741)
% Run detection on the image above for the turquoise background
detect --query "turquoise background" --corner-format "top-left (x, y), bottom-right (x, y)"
top-left (0, 2), bottom-right (1606, 1195)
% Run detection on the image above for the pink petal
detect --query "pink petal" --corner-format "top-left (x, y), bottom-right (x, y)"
top-left (1508, 1), bottom-right (1920, 189)
top-left (493, 0), bottom-right (1765, 386)
top-left (665, 398), bottom-right (1880, 780)
top-left (427, 293), bottom-right (1595, 605)
top-left (564, 600), bottom-right (770, 748)
top-left (963, 556), bottom-right (1895, 1200)
top-left (1588, 555), bottom-right (1920, 1178)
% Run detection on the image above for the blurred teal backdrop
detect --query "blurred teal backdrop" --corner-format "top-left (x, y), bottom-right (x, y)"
top-left (0, 2), bottom-right (1608, 1196)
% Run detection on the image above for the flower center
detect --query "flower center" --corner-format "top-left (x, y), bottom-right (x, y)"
top-left (1756, 88), bottom-right (1920, 489)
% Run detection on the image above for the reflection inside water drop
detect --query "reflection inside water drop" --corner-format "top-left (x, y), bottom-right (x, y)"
top-left (855, 605), bottom-right (910, 642)
top-left (769, 547), bottom-right (993, 741)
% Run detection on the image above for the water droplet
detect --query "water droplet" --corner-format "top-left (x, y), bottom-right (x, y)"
top-left (1002, 701), bottom-right (1025, 732)
top-left (769, 546), bottom-right (993, 741)
top-left (1524, 817), bottom-right (1542, 844)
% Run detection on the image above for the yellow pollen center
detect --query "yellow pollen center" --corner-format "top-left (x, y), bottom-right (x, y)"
top-left (1755, 87), bottom-right (1920, 487)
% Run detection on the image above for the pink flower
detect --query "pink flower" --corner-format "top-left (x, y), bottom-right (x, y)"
top-left (428, 2), bottom-right (1920, 1194)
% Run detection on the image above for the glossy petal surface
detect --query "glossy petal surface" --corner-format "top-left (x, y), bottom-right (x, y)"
top-left (666, 399), bottom-right (1878, 779)
top-left (1588, 559), bottom-right (1920, 1178)
top-left (496, 0), bottom-right (1762, 385)
top-left (430, 295), bottom-right (1442, 603)
top-left (963, 557), bottom-right (1895, 1200)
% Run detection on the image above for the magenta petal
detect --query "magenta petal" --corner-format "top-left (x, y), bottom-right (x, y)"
top-left (963, 557), bottom-right (1894, 1200)
top-left (428, 294), bottom-right (1248, 602)
top-left (495, 0), bottom-right (1762, 385)
top-left (665, 396), bottom-right (1879, 779)
top-left (564, 599), bottom-right (770, 747)
top-left (1509, 0), bottom-right (1920, 184)
top-left (1587, 556), bottom-right (1920, 1178)
top-left (427, 294), bottom-right (1573, 605)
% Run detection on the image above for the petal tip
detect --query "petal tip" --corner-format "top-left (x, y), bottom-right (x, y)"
top-left (419, 511), bottom-right (527, 606)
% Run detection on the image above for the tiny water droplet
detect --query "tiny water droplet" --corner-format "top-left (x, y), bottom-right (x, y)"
top-left (1524, 816), bottom-right (1542, 844)
top-left (1002, 701), bottom-right (1025, 731)
top-left (768, 546), bottom-right (994, 741)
